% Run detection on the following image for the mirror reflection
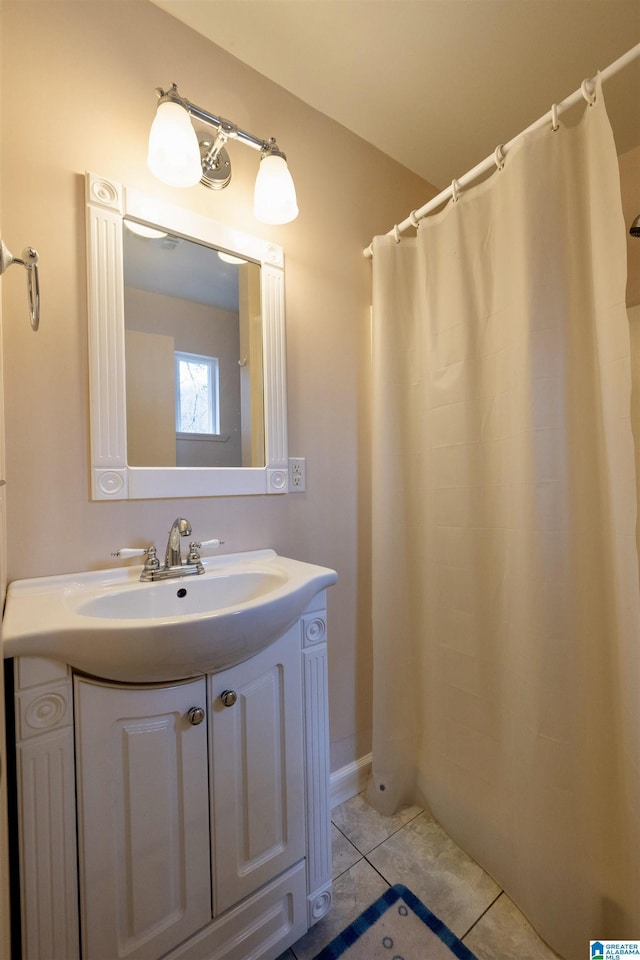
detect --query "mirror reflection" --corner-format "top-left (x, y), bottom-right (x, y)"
top-left (123, 220), bottom-right (264, 469)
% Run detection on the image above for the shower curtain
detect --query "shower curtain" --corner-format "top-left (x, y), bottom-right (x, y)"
top-left (369, 78), bottom-right (639, 960)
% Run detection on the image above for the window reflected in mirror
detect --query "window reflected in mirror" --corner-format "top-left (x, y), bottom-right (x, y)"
top-left (175, 351), bottom-right (220, 435)
top-left (123, 221), bottom-right (265, 469)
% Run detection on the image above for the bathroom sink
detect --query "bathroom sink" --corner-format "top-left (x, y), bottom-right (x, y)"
top-left (1, 550), bottom-right (337, 682)
top-left (77, 569), bottom-right (287, 620)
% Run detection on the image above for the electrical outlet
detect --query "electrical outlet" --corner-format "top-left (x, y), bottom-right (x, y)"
top-left (288, 457), bottom-right (306, 492)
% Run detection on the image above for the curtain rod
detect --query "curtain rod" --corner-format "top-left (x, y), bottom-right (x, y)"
top-left (363, 42), bottom-right (640, 258)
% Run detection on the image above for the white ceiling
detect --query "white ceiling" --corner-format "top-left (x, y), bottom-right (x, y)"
top-left (151, 0), bottom-right (640, 191)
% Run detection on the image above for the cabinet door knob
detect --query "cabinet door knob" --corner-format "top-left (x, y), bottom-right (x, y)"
top-left (187, 706), bottom-right (205, 725)
top-left (220, 690), bottom-right (237, 708)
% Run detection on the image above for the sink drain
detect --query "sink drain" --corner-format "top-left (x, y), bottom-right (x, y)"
top-left (177, 588), bottom-right (187, 598)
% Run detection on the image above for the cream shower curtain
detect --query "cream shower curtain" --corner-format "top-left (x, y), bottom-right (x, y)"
top-left (369, 79), bottom-right (639, 960)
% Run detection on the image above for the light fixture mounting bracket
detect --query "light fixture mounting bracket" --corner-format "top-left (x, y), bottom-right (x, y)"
top-left (199, 141), bottom-right (232, 190)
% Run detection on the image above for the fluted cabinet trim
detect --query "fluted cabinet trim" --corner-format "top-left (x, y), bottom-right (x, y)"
top-left (14, 663), bottom-right (79, 959)
top-left (17, 730), bottom-right (79, 958)
top-left (303, 636), bottom-right (332, 925)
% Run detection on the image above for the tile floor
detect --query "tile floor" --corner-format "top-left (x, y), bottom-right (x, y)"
top-left (278, 793), bottom-right (563, 960)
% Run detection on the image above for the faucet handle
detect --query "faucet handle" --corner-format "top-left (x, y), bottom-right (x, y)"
top-left (112, 546), bottom-right (160, 570)
top-left (187, 538), bottom-right (225, 562)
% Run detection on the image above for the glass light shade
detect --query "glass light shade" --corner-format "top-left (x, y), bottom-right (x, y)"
top-left (253, 154), bottom-right (299, 225)
top-left (147, 101), bottom-right (202, 188)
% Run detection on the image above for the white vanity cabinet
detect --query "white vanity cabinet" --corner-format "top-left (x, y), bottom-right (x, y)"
top-left (9, 600), bottom-right (332, 960)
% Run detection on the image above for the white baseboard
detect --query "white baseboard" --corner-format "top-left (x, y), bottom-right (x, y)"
top-left (329, 753), bottom-right (372, 809)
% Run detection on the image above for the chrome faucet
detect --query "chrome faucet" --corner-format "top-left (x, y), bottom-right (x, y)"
top-left (165, 517), bottom-right (193, 568)
top-left (112, 520), bottom-right (225, 581)
top-left (141, 517), bottom-right (204, 581)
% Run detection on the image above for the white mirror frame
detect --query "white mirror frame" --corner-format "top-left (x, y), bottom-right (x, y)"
top-left (85, 172), bottom-right (288, 500)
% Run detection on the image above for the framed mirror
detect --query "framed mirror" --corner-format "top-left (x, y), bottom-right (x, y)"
top-left (85, 173), bottom-right (288, 499)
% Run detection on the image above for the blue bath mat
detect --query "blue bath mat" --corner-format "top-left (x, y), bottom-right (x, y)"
top-left (313, 884), bottom-right (479, 959)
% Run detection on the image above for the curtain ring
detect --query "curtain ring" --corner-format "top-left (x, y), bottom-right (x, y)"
top-left (451, 179), bottom-right (460, 203)
top-left (581, 78), bottom-right (596, 105)
top-left (393, 224), bottom-right (401, 244)
top-left (409, 210), bottom-right (420, 230)
top-left (550, 104), bottom-right (559, 131)
top-left (494, 145), bottom-right (505, 170)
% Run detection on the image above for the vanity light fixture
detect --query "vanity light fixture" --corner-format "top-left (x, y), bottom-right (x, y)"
top-left (147, 83), bottom-right (299, 225)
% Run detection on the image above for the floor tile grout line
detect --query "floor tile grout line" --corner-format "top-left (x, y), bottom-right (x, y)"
top-left (459, 889), bottom-right (504, 941)
top-left (332, 807), bottom-right (427, 861)
top-left (330, 821), bottom-right (355, 844)
top-left (330, 820), bottom-right (365, 882)
top-left (359, 821), bottom-right (412, 858)
top-left (331, 853), bottom-right (364, 883)
top-left (363, 851), bottom-right (393, 889)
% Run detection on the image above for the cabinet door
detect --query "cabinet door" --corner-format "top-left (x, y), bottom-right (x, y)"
top-left (210, 628), bottom-right (305, 914)
top-left (75, 677), bottom-right (211, 960)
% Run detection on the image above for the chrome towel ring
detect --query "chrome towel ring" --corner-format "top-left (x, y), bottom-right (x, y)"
top-left (0, 238), bottom-right (40, 331)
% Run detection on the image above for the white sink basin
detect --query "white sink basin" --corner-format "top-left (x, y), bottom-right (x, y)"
top-left (1, 550), bottom-right (337, 682)
top-left (78, 570), bottom-right (287, 620)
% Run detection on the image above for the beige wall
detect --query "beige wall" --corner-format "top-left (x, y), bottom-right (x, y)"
top-left (0, 0), bottom-right (432, 772)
